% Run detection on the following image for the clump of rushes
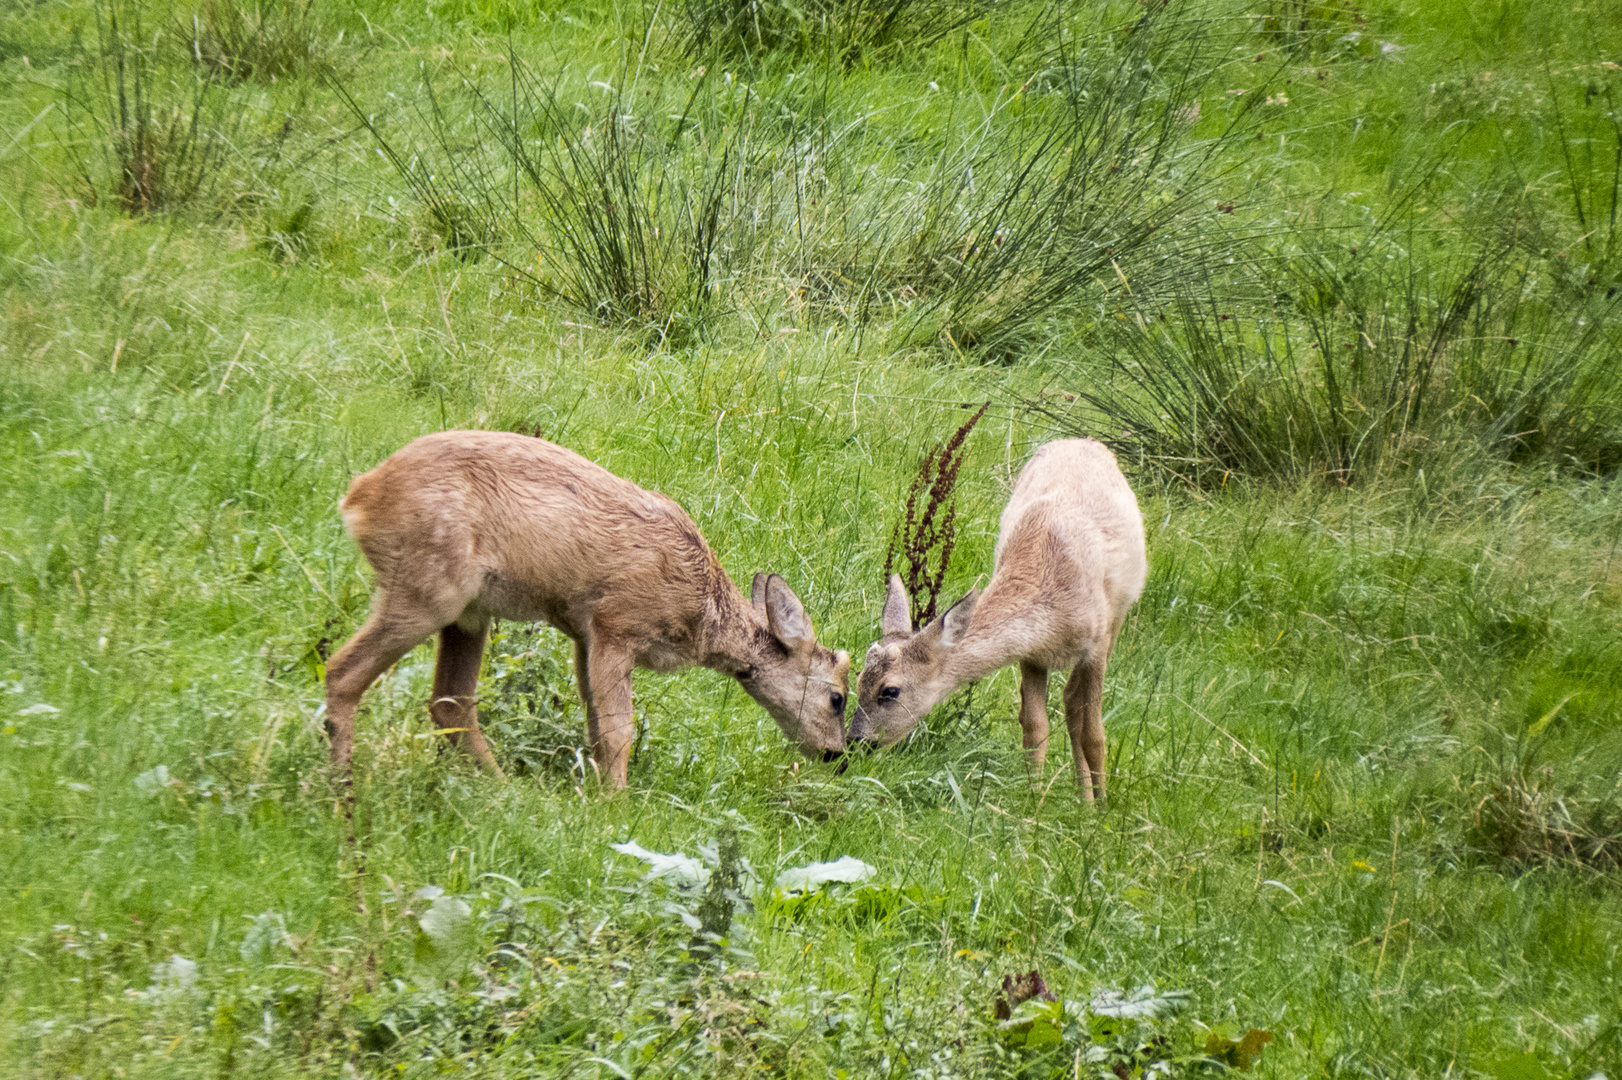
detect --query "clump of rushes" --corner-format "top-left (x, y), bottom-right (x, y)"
top-left (1051, 216), bottom-right (1622, 487)
top-left (1466, 751), bottom-right (1622, 873)
top-left (329, 73), bottom-right (499, 260)
top-left (1254, 0), bottom-right (1370, 61)
top-left (769, 0), bottom-right (1263, 363)
top-left (678, 0), bottom-right (1002, 63)
top-left (185, 0), bottom-right (330, 85)
top-left (64, 1), bottom-right (240, 215)
top-left (341, 54), bottom-right (756, 341)
top-left (883, 402), bottom-right (989, 629)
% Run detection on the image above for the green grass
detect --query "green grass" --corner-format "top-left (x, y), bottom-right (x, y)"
top-left (2, 0), bottom-right (1621, 1077)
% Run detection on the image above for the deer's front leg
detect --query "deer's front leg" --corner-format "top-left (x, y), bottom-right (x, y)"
top-left (1018, 661), bottom-right (1051, 776)
top-left (583, 640), bottom-right (636, 792)
top-left (1062, 655), bottom-right (1107, 803)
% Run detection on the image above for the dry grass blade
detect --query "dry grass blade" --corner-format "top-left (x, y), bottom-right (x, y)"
top-left (1466, 758), bottom-right (1622, 873)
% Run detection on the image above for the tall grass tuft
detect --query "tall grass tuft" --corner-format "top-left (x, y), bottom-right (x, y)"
top-left (185, 0), bottom-right (332, 84)
top-left (1464, 739), bottom-right (1622, 873)
top-left (900, 4), bottom-right (1242, 360)
top-left (345, 3), bottom-right (1254, 355)
top-left (773, 0), bottom-right (1261, 362)
top-left (1053, 226), bottom-right (1622, 485)
top-left (330, 73), bottom-right (502, 259)
top-left (345, 56), bottom-right (761, 340)
top-left (1468, 773), bottom-right (1622, 872)
top-left (1540, 22), bottom-right (1622, 299)
top-left (677, 0), bottom-right (1002, 62)
top-left (1253, 0), bottom-right (1371, 62)
top-left (64, 2), bottom-right (241, 215)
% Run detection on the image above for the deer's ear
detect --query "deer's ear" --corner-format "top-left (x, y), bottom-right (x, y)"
top-left (750, 573), bottom-right (769, 620)
top-left (938, 588), bottom-right (978, 647)
top-left (764, 574), bottom-right (814, 652)
top-left (881, 574), bottom-right (911, 638)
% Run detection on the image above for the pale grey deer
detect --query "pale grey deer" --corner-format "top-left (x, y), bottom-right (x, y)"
top-left (849, 438), bottom-right (1146, 800)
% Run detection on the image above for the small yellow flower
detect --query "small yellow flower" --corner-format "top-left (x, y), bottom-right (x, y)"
top-left (1351, 860), bottom-right (1376, 873)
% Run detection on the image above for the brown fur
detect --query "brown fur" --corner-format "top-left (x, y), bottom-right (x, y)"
top-left (850, 439), bottom-right (1146, 801)
top-left (325, 431), bottom-right (849, 791)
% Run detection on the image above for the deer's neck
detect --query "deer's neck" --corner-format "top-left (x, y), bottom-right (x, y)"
top-left (694, 570), bottom-right (766, 678)
top-left (941, 580), bottom-right (1040, 685)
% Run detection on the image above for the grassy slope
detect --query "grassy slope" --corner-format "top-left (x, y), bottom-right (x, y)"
top-left (2, 0), bottom-right (1620, 1077)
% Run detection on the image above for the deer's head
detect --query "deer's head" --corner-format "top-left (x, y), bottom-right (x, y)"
top-left (849, 574), bottom-right (978, 749)
top-left (737, 573), bottom-right (850, 760)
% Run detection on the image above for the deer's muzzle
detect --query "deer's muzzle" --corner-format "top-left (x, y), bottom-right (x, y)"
top-left (847, 708), bottom-right (876, 745)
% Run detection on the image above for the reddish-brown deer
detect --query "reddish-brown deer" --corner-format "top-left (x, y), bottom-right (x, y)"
top-left (325, 431), bottom-right (850, 791)
top-left (849, 439), bottom-right (1146, 801)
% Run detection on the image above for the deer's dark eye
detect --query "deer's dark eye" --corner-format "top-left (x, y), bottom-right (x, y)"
top-left (879, 686), bottom-right (901, 701)
top-left (737, 667), bottom-right (756, 682)
top-left (831, 693), bottom-right (845, 713)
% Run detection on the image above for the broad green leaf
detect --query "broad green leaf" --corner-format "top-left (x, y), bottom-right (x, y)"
top-left (998, 999), bottom-right (1066, 1049)
top-left (1488, 1052), bottom-right (1555, 1080)
top-left (1205, 1028), bottom-right (1273, 1071)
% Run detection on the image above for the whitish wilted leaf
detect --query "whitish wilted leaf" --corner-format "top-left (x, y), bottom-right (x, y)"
top-left (1205, 1028), bottom-right (1273, 1071)
top-left (774, 856), bottom-right (875, 892)
top-left (1090, 984), bottom-right (1191, 1018)
top-left (418, 895), bottom-right (472, 943)
top-left (133, 765), bottom-right (171, 798)
top-left (414, 894), bottom-right (477, 968)
top-left (240, 911), bottom-right (290, 964)
top-left (16, 703), bottom-right (59, 715)
top-left (152, 954), bottom-right (197, 998)
top-left (611, 841), bottom-right (710, 887)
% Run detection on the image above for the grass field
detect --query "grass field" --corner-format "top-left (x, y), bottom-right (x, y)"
top-left (2, 0), bottom-right (1621, 1076)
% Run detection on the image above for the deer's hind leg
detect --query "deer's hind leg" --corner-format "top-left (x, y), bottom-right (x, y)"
top-left (326, 595), bottom-right (446, 777)
top-left (1062, 651), bottom-right (1108, 803)
top-left (1018, 661), bottom-right (1052, 776)
top-left (430, 620), bottom-right (502, 776)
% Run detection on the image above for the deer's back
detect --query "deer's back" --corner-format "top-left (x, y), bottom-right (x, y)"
top-left (992, 439), bottom-right (1147, 626)
top-left (340, 431), bottom-right (715, 633)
